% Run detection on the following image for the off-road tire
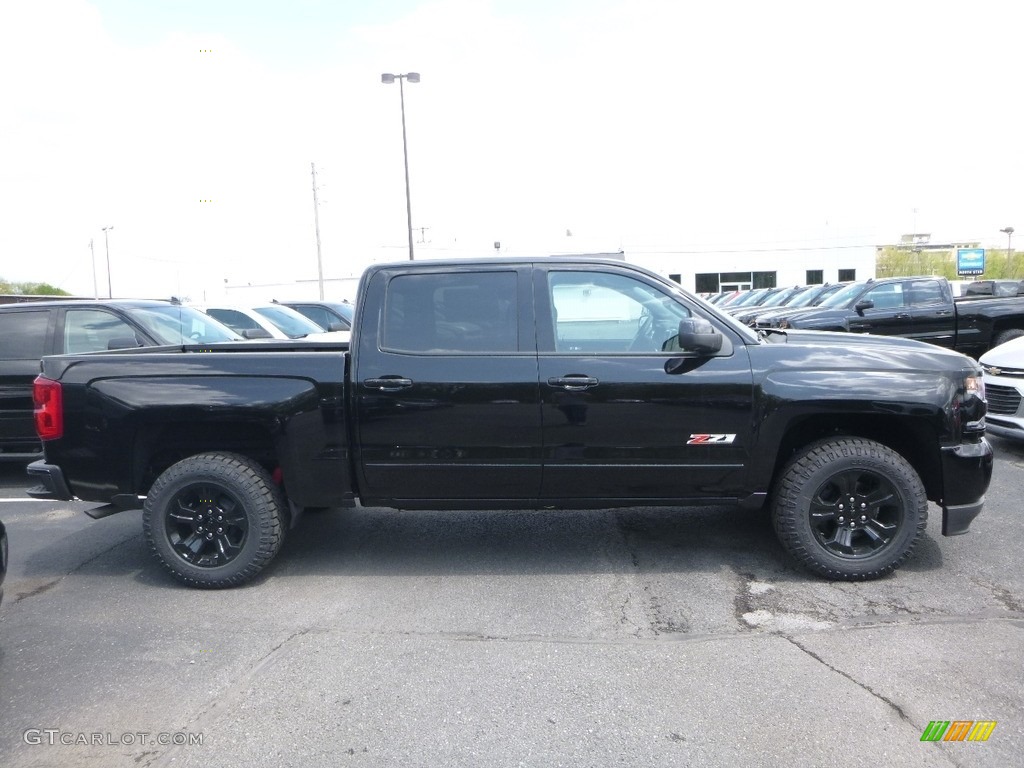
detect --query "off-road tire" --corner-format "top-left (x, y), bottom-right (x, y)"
top-left (772, 437), bottom-right (927, 580)
top-left (143, 452), bottom-right (285, 589)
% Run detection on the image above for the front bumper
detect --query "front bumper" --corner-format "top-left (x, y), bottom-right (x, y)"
top-left (939, 439), bottom-right (993, 536)
top-left (26, 460), bottom-right (74, 501)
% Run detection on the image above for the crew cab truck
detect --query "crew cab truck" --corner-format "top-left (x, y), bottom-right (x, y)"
top-left (27, 259), bottom-right (993, 588)
top-left (765, 275), bottom-right (1024, 355)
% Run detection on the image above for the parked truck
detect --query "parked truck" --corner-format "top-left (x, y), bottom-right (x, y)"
top-left (762, 275), bottom-right (1024, 355)
top-left (27, 259), bottom-right (993, 588)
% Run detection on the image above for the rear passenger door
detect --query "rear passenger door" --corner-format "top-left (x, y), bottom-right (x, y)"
top-left (352, 266), bottom-right (542, 505)
top-left (902, 279), bottom-right (956, 347)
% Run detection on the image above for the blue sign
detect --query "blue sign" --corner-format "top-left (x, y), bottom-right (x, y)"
top-left (957, 248), bottom-right (985, 276)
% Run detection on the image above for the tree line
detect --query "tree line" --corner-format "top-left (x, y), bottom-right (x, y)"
top-left (875, 247), bottom-right (1022, 280)
top-left (0, 278), bottom-right (71, 296)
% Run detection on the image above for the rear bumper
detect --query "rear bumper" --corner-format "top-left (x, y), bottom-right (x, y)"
top-left (26, 460), bottom-right (74, 501)
top-left (939, 439), bottom-right (993, 536)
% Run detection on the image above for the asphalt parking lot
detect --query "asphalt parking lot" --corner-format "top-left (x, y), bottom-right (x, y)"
top-left (0, 439), bottom-right (1021, 768)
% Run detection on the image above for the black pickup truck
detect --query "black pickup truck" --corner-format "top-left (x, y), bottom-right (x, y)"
top-left (27, 259), bottom-right (993, 588)
top-left (762, 275), bottom-right (1024, 356)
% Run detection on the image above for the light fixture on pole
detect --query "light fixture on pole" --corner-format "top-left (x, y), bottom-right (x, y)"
top-left (101, 226), bottom-right (114, 298)
top-left (381, 71), bottom-right (420, 260)
top-left (1001, 226), bottom-right (1015, 275)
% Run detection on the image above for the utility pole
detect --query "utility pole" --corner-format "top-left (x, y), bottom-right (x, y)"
top-left (101, 225), bottom-right (114, 298)
top-left (88, 239), bottom-right (99, 298)
top-left (311, 162), bottom-right (324, 300)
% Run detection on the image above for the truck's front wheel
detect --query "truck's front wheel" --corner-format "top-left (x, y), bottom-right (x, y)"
top-left (772, 438), bottom-right (927, 580)
top-left (143, 452), bottom-right (285, 589)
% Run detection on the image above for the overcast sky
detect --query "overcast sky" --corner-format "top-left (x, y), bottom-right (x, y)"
top-left (1, 0), bottom-right (1021, 299)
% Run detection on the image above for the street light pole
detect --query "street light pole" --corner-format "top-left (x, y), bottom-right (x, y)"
top-left (381, 72), bottom-right (420, 260)
top-left (88, 238), bottom-right (99, 299)
top-left (101, 226), bottom-right (114, 298)
top-left (1001, 227), bottom-right (1015, 276)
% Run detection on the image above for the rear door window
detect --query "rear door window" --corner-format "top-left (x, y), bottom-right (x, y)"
top-left (0, 309), bottom-right (51, 358)
top-left (382, 271), bottom-right (518, 353)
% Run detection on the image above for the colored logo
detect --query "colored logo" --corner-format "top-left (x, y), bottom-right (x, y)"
top-left (687, 434), bottom-right (736, 445)
top-left (920, 721), bottom-right (996, 742)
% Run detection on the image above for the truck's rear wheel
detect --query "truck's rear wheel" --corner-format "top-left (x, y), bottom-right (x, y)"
top-left (143, 452), bottom-right (285, 588)
top-left (771, 438), bottom-right (927, 580)
top-left (993, 328), bottom-right (1024, 348)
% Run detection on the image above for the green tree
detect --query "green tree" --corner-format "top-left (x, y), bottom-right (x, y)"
top-left (0, 279), bottom-right (71, 296)
top-left (876, 247), bottom-right (1022, 280)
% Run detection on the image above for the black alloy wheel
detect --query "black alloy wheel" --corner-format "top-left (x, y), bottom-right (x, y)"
top-left (143, 452), bottom-right (286, 588)
top-left (772, 437), bottom-right (927, 580)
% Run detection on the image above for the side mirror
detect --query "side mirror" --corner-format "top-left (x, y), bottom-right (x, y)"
top-left (854, 299), bottom-right (874, 314)
top-left (327, 321), bottom-right (347, 332)
top-left (677, 318), bottom-right (722, 354)
top-left (107, 336), bottom-right (142, 350)
top-left (242, 328), bottom-right (274, 339)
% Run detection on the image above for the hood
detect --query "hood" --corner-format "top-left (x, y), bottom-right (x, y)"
top-left (760, 328), bottom-right (981, 373)
top-left (782, 306), bottom-right (849, 325)
top-left (980, 335), bottom-right (1024, 367)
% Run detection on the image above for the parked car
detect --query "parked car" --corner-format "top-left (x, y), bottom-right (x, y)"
top-left (274, 300), bottom-right (354, 332)
top-left (979, 334), bottom-right (1024, 441)
top-left (765, 275), bottom-right (1024, 356)
top-left (724, 285), bottom-right (807, 321)
top-left (745, 283), bottom-right (848, 326)
top-left (0, 518), bottom-right (7, 607)
top-left (961, 279), bottom-right (1024, 298)
top-left (0, 299), bottom-right (242, 459)
top-left (200, 304), bottom-right (346, 342)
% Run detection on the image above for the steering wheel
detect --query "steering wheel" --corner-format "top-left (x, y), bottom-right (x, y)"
top-left (628, 311), bottom-right (655, 352)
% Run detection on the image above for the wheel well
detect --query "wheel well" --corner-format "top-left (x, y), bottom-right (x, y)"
top-left (773, 415), bottom-right (942, 501)
top-left (134, 421), bottom-right (279, 496)
top-left (992, 323), bottom-right (1024, 343)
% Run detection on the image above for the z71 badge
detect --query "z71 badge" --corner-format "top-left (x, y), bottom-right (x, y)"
top-left (687, 434), bottom-right (737, 444)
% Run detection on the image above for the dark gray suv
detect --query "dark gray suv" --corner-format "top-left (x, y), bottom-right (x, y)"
top-left (0, 299), bottom-right (241, 460)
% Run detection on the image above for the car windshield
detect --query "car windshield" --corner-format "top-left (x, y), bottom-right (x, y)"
top-left (254, 305), bottom-right (327, 337)
top-left (818, 282), bottom-right (867, 308)
top-left (757, 287), bottom-right (802, 308)
top-left (127, 305), bottom-right (242, 344)
top-left (788, 285), bottom-right (833, 308)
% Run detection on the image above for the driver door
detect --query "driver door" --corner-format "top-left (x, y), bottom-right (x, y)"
top-left (535, 265), bottom-right (755, 503)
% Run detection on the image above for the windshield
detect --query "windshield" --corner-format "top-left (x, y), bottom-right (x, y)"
top-left (757, 287), bottom-right (802, 308)
top-left (818, 282), bottom-right (868, 308)
top-left (128, 305), bottom-right (241, 344)
top-left (254, 305), bottom-right (327, 337)
top-left (788, 284), bottom-right (832, 308)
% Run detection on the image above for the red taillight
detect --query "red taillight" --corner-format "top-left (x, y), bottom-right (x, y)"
top-left (33, 376), bottom-right (63, 441)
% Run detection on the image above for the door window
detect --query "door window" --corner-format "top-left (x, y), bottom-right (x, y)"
top-left (63, 309), bottom-right (140, 353)
top-left (864, 283), bottom-right (905, 310)
top-left (0, 310), bottom-right (49, 358)
top-left (382, 271), bottom-right (518, 353)
top-left (547, 271), bottom-right (691, 353)
top-left (907, 280), bottom-right (945, 306)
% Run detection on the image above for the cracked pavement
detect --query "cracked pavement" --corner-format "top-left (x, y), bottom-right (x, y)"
top-left (1, 437), bottom-right (1021, 767)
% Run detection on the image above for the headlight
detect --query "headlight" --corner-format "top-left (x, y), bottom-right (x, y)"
top-left (965, 374), bottom-right (985, 401)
